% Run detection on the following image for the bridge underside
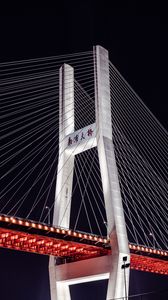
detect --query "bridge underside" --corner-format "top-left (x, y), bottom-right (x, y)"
top-left (0, 215), bottom-right (168, 275)
top-left (0, 215), bottom-right (109, 260)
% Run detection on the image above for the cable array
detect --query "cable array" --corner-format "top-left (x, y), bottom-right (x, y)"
top-left (0, 50), bottom-right (101, 234)
top-left (110, 61), bottom-right (168, 249)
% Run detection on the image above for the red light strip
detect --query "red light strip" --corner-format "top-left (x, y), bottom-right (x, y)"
top-left (0, 215), bottom-right (108, 245)
top-left (131, 254), bottom-right (168, 275)
top-left (0, 228), bottom-right (109, 259)
top-left (129, 243), bottom-right (168, 258)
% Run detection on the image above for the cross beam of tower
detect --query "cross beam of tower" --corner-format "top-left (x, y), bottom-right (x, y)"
top-left (49, 46), bottom-right (130, 300)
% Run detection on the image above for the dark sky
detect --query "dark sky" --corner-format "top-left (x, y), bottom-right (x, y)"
top-left (0, 7), bottom-right (168, 300)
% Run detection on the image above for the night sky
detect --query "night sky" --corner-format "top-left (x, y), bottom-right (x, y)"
top-left (0, 7), bottom-right (168, 300)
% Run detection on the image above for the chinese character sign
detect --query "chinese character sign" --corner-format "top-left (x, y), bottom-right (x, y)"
top-left (66, 124), bottom-right (96, 148)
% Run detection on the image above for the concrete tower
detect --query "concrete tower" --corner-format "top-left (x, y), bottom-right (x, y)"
top-left (49, 46), bottom-right (130, 300)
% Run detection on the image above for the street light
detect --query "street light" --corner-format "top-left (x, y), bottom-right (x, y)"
top-left (149, 232), bottom-right (155, 248)
top-left (103, 220), bottom-right (110, 239)
top-left (45, 206), bottom-right (51, 225)
top-left (121, 256), bottom-right (130, 300)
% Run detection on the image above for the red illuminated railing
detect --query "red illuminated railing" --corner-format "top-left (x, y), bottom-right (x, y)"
top-left (0, 214), bottom-right (168, 275)
top-left (0, 214), bottom-right (110, 261)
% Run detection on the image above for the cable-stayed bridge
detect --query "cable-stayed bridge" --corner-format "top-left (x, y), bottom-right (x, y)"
top-left (0, 46), bottom-right (168, 300)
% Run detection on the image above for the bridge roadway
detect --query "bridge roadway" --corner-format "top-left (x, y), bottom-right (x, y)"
top-left (0, 214), bottom-right (168, 275)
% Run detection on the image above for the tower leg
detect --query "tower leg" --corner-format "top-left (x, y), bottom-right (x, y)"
top-left (49, 257), bottom-right (71, 300)
top-left (49, 64), bottom-right (74, 300)
top-left (94, 45), bottom-right (130, 300)
top-left (56, 283), bottom-right (71, 300)
top-left (106, 235), bottom-right (130, 300)
top-left (52, 64), bottom-right (74, 228)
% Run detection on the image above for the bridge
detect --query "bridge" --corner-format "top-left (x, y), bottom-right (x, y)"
top-left (0, 46), bottom-right (168, 299)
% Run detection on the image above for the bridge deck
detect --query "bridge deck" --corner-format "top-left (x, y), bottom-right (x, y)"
top-left (0, 215), bottom-right (168, 275)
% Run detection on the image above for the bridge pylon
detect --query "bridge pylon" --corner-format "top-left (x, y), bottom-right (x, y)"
top-left (49, 46), bottom-right (130, 300)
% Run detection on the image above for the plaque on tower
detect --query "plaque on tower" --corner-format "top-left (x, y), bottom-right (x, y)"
top-left (66, 123), bottom-right (97, 155)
